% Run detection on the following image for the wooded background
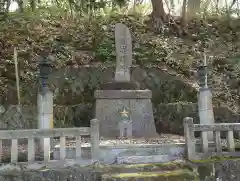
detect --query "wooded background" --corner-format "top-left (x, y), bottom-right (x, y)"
top-left (1, 0), bottom-right (240, 20)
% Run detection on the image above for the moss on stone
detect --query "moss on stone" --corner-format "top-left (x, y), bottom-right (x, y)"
top-left (90, 161), bottom-right (198, 181)
top-left (89, 160), bottom-right (192, 173)
top-left (191, 156), bottom-right (240, 164)
top-left (102, 169), bottom-right (198, 181)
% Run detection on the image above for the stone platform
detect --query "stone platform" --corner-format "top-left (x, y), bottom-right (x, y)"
top-left (53, 135), bottom-right (238, 164)
top-left (53, 136), bottom-right (186, 164)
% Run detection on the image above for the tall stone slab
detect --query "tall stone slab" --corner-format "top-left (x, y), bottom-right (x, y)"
top-left (94, 23), bottom-right (158, 139)
top-left (114, 23), bottom-right (132, 82)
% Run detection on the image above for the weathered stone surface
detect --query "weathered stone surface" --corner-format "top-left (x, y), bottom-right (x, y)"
top-left (198, 88), bottom-right (215, 140)
top-left (0, 165), bottom-right (102, 181)
top-left (89, 160), bottom-right (190, 173)
top-left (53, 141), bottom-right (185, 164)
top-left (0, 161), bottom-right (195, 181)
top-left (217, 160), bottom-right (240, 181)
top-left (117, 155), bottom-right (182, 164)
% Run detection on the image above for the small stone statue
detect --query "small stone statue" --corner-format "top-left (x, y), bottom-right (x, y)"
top-left (118, 106), bottom-right (132, 138)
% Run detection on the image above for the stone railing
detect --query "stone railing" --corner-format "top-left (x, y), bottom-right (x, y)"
top-left (0, 119), bottom-right (100, 163)
top-left (184, 117), bottom-right (240, 160)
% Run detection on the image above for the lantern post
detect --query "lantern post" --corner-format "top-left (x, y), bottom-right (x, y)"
top-left (38, 53), bottom-right (54, 158)
top-left (198, 54), bottom-right (214, 140)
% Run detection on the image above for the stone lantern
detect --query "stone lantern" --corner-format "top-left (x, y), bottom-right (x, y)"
top-left (37, 53), bottom-right (54, 157)
top-left (39, 55), bottom-right (53, 91)
top-left (197, 55), bottom-right (214, 140)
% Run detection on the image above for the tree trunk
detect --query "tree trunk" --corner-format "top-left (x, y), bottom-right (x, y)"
top-left (187, 0), bottom-right (201, 18)
top-left (6, 0), bottom-right (11, 13)
top-left (181, 0), bottom-right (187, 26)
top-left (30, 0), bottom-right (36, 12)
top-left (151, 0), bottom-right (165, 32)
top-left (151, 0), bottom-right (165, 19)
top-left (17, 0), bottom-right (24, 12)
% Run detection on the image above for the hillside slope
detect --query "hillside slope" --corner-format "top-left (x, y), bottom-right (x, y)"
top-left (0, 12), bottom-right (239, 114)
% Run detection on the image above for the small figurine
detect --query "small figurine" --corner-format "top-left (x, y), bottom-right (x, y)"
top-left (118, 106), bottom-right (132, 138)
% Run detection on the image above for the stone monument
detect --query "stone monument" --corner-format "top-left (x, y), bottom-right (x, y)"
top-left (94, 23), bottom-right (158, 139)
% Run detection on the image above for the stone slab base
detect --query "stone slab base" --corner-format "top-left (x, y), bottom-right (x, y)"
top-left (94, 90), bottom-right (159, 138)
top-left (53, 143), bottom-right (185, 164)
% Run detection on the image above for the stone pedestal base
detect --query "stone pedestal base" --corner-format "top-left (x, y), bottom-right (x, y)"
top-left (94, 90), bottom-right (159, 138)
top-left (198, 88), bottom-right (214, 140)
top-left (37, 89), bottom-right (54, 155)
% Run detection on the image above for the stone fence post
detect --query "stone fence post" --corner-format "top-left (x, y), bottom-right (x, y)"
top-left (90, 119), bottom-right (100, 161)
top-left (184, 117), bottom-right (196, 160)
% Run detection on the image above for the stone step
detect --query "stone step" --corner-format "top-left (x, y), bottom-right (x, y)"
top-left (101, 169), bottom-right (197, 181)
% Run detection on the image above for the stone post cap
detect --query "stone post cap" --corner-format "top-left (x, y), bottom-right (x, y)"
top-left (94, 90), bottom-right (152, 99)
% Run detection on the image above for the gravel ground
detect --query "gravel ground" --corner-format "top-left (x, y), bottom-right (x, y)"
top-left (63, 134), bottom-right (186, 147)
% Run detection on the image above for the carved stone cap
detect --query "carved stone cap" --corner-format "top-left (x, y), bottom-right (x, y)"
top-left (94, 90), bottom-right (152, 99)
top-left (99, 81), bottom-right (139, 90)
top-left (199, 87), bottom-right (212, 91)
